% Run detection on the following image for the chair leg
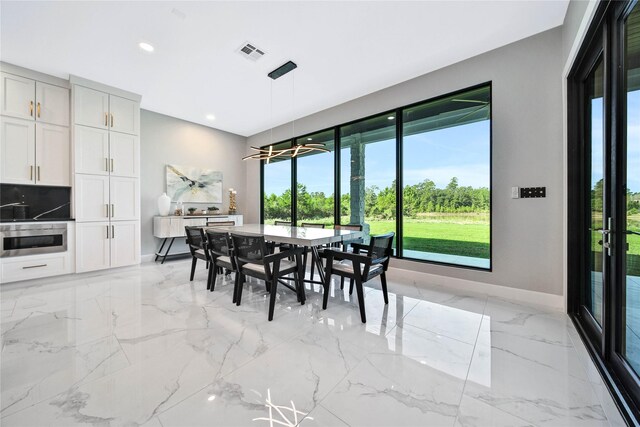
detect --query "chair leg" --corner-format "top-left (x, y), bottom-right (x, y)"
top-left (380, 272), bottom-right (389, 304)
top-left (340, 277), bottom-right (345, 290)
top-left (232, 272), bottom-right (239, 304)
top-left (210, 264), bottom-right (218, 292)
top-left (268, 277), bottom-right (278, 321)
top-left (322, 273), bottom-right (332, 310)
top-left (310, 253), bottom-right (316, 280)
top-left (236, 274), bottom-right (245, 306)
top-left (349, 278), bottom-right (354, 295)
top-left (189, 257), bottom-right (197, 281)
top-left (294, 271), bottom-right (305, 305)
top-left (302, 251), bottom-right (308, 277)
top-left (354, 277), bottom-right (367, 323)
top-left (207, 263), bottom-right (214, 290)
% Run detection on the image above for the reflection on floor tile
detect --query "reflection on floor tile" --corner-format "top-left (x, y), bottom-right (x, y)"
top-left (0, 260), bottom-right (624, 426)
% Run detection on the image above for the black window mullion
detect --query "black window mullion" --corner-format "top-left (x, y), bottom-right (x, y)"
top-left (334, 128), bottom-right (341, 226)
top-left (291, 140), bottom-right (297, 225)
top-left (395, 107), bottom-right (403, 258)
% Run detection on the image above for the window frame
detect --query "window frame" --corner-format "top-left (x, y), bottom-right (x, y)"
top-left (260, 81), bottom-right (493, 271)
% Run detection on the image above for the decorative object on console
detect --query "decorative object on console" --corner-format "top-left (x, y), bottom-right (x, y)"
top-left (157, 192), bottom-right (171, 216)
top-left (228, 188), bottom-right (237, 214)
top-left (175, 201), bottom-right (183, 216)
top-left (208, 206), bottom-right (219, 212)
top-left (187, 207), bottom-right (197, 215)
top-left (166, 164), bottom-right (222, 203)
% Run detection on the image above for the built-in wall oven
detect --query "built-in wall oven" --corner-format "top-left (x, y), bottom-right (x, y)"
top-left (0, 223), bottom-right (67, 257)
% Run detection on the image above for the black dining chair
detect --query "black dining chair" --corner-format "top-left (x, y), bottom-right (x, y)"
top-left (185, 226), bottom-right (210, 282)
top-left (322, 232), bottom-right (395, 323)
top-left (270, 220), bottom-right (293, 254)
top-left (300, 222), bottom-right (326, 280)
top-left (331, 224), bottom-right (364, 290)
top-left (231, 233), bottom-right (305, 321)
top-left (202, 229), bottom-right (236, 293)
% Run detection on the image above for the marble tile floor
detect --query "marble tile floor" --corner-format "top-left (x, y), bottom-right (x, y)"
top-left (0, 260), bottom-right (627, 427)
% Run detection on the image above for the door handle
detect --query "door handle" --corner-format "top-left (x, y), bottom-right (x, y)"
top-left (29, 101), bottom-right (34, 117)
top-left (105, 113), bottom-right (108, 126)
top-left (111, 114), bottom-right (114, 128)
top-left (37, 166), bottom-right (40, 181)
top-left (106, 203), bottom-right (109, 218)
top-left (22, 264), bottom-right (47, 269)
top-left (112, 225), bottom-right (115, 239)
top-left (29, 165), bottom-right (33, 180)
top-left (106, 225), bottom-right (110, 239)
top-left (111, 204), bottom-right (115, 218)
top-left (106, 158), bottom-right (109, 172)
top-left (110, 158), bottom-right (114, 172)
top-left (37, 102), bottom-right (41, 118)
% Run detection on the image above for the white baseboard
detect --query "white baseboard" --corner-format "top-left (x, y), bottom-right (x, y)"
top-left (387, 267), bottom-right (565, 311)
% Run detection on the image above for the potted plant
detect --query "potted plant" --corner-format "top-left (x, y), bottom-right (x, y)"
top-left (208, 206), bottom-right (219, 213)
top-left (187, 207), bottom-right (197, 215)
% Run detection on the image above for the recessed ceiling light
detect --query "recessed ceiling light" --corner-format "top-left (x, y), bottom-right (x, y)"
top-left (307, 138), bottom-right (312, 141)
top-left (206, 114), bottom-right (215, 120)
top-left (387, 116), bottom-right (395, 120)
top-left (138, 42), bottom-right (154, 52)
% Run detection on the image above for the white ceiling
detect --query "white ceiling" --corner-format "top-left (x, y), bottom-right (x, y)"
top-left (0, 1), bottom-right (569, 137)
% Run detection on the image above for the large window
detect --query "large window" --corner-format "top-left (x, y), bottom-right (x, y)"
top-left (402, 86), bottom-right (491, 268)
top-left (340, 114), bottom-right (397, 248)
top-left (296, 130), bottom-right (335, 226)
top-left (262, 141), bottom-right (292, 224)
top-left (261, 83), bottom-right (491, 270)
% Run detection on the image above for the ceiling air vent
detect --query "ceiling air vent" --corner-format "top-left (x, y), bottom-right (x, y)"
top-left (238, 42), bottom-right (265, 61)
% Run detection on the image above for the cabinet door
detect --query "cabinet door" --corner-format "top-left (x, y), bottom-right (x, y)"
top-left (75, 125), bottom-right (109, 175)
top-left (0, 117), bottom-right (35, 184)
top-left (74, 86), bottom-right (108, 129)
top-left (110, 221), bottom-right (140, 268)
top-left (35, 82), bottom-right (69, 126)
top-left (35, 123), bottom-right (70, 186)
top-left (76, 222), bottom-right (110, 272)
top-left (110, 132), bottom-right (139, 177)
top-left (75, 174), bottom-right (109, 222)
top-left (110, 176), bottom-right (139, 221)
top-left (1, 72), bottom-right (35, 120)
top-left (109, 95), bottom-right (138, 135)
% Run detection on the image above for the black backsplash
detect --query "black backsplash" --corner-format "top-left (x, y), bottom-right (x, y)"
top-left (0, 184), bottom-right (71, 221)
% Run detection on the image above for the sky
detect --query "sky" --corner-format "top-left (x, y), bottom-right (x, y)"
top-left (264, 120), bottom-right (491, 196)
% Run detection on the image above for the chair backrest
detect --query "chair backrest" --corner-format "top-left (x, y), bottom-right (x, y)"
top-left (207, 220), bottom-right (235, 227)
top-left (274, 220), bottom-right (291, 226)
top-left (230, 233), bottom-right (267, 265)
top-left (204, 229), bottom-right (232, 259)
top-left (301, 222), bottom-right (325, 228)
top-left (185, 226), bottom-right (204, 253)
top-left (367, 232), bottom-right (395, 269)
top-left (335, 224), bottom-right (363, 247)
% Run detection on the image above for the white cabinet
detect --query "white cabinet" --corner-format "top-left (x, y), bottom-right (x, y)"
top-left (74, 126), bottom-right (109, 175)
top-left (72, 77), bottom-right (141, 273)
top-left (110, 177), bottom-right (139, 221)
top-left (111, 221), bottom-right (140, 268)
top-left (74, 86), bottom-right (108, 130)
top-left (109, 95), bottom-right (139, 135)
top-left (74, 86), bottom-right (138, 135)
top-left (0, 117), bottom-right (35, 184)
top-left (76, 222), bottom-right (110, 272)
top-left (1, 73), bottom-right (35, 120)
top-left (153, 215), bottom-right (244, 238)
top-left (75, 174), bottom-right (109, 221)
top-left (35, 123), bottom-right (70, 186)
top-left (36, 82), bottom-right (69, 126)
top-left (110, 132), bottom-right (138, 177)
top-left (1, 73), bottom-right (69, 126)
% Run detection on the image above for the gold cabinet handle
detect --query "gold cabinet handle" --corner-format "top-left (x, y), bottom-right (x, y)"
top-left (110, 114), bottom-right (114, 128)
top-left (106, 203), bottom-right (109, 218)
top-left (37, 102), bottom-right (41, 118)
top-left (29, 165), bottom-right (33, 180)
top-left (111, 204), bottom-right (115, 218)
top-left (29, 101), bottom-right (34, 117)
top-left (37, 166), bottom-right (40, 181)
top-left (112, 225), bottom-right (115, 239)
top-left (110, 158), bottom-right (114, 172)
top-left (105, 158), bottom-right (109, 172)
top-left (106, 225), bottom-right (110, 239)
top-left (105, 112), bottom-right (108, 127)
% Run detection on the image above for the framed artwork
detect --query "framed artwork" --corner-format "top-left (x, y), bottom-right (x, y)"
top-left (166, 164), bottom-right (222, 203)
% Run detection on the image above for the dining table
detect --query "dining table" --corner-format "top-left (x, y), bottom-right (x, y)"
top-left (206, 223), bottom-right (363, 285)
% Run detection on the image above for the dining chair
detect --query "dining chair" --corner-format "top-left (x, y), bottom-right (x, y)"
top-left (274, 220), bottom-right (291, 226)
top-left (300, 222), bottom-right (325, 280)
top-left (202, 229), bottom-right (236, 293)
top-left (230, 233), bottom-right (305, 321)
top-left (322, 232), bottom-right (395, 323)
top-left (331, 224), bottom-right (364, 290)
top-left (270, 220), bottom-right (293, 254)
top-left (185, 226), bottom-right (209, 282)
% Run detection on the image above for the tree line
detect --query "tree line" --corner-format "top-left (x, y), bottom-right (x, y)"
top-left (265, 177), bottom-right (490, 220)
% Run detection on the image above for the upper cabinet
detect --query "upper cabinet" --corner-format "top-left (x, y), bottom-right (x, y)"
top-left (1, 72), bottom-right (69, 126)
top-left (74, 85), bottom-right (138, 135)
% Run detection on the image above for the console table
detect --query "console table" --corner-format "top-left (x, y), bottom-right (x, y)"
top-left (153, 215), bottom-right (243, 263)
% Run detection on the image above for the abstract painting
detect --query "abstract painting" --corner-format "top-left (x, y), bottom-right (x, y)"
top-left (166, 164), bottom-right (222, 203)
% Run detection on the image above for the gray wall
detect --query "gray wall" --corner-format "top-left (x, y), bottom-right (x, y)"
top-left (140, 110), bottom-right (246, 256)
top-left (562, 0), bottom-right (593, 68)
top-left (246, 27), bottom-right (564, 296)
